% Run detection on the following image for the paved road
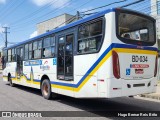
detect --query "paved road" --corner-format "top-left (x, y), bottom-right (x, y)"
top-left (0, 75), bottom-right (160, 119)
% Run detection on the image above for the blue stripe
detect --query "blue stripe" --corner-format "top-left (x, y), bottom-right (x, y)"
top-left (33, 79), bottom-right (41, 82)
top-left (112, 43), bottom-right (158, 51)
top-left (51, 44), bottom-right (113, 88)
top-left (50, 43), bottom-right (112, 88)
top-left (8, 43), bottom-right (158, 88)
top-left (50, 43), bottom-right (157, 88)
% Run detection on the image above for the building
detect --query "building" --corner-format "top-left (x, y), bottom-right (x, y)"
top-left (37, 13), bottom-right (76, 35)
top-left (151, 0), bottom-right (160, 48)
top-left (0, 51), bottom-right (2, 70)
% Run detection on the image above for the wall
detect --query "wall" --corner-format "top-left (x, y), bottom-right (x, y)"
top-left (37, 14), bottom-right (75, 35)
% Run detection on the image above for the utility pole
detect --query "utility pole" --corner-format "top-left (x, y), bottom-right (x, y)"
top-left (76, 11), bottom-right (81, 20)
top-left (3, 27), bottom-right (10, 48)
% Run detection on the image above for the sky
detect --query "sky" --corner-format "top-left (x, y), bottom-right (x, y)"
top-left (0, 0), bottom-right (150, 49)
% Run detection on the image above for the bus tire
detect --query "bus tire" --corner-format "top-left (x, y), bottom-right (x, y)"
top-left (8, 75), bottom-right (15, 87)
top-left (41, 79), bottom-right (52, 100)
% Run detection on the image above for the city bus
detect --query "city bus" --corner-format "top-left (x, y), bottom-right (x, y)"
top-left (2, 8), bottom-right (158, 99)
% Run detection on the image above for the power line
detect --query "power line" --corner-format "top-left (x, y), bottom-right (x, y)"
top-left (0, 0), bottom-right (26, 21)
top-left (10, 0), bottom-right (59, 26)
top-left (10, 0), bottom-right (74, 28)
top-left (0, 0), bottom-right (15, 16)
top-left (121, 0), bottom-right (145, 8)
top-left (11, 0), bottom-right (94, 32)
top-left (10, 0), bottom-right (151, 34)
top-left (80, 0), bottom-right (127, 13)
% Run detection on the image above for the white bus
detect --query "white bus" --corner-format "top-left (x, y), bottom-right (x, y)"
top-left (2, 8), bottom-right (158, 99)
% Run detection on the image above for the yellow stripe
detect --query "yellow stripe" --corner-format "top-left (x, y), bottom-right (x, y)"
top-left (52, 51), bottom-right (112, 92)
top-left (51, 84), bottom-right (74, 91)
top-left (75, 51), bottom-right (112, 92)
top-left (52, 48), bottom-right (157, 92)
top-left (2, 48), bottom-right (157, 92)
top-left (3, 75), bottom-right (40, 85)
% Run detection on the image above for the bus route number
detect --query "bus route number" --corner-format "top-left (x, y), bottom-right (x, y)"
top-left (132, 55), bottom-right (148, 62)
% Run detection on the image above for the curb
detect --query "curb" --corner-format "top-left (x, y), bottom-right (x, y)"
top-left (139, 94), bottom-right (160, 101)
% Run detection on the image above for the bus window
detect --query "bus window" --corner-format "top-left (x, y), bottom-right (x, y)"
top-left (20, 48), bottom-right (23, 60)
top-left (65, 34), bottom-right (73, 76)
top-left (43, 36), bottom-right (55, 58)
top-left (8, 49), bottom-right (11, 62)
top-left (38, 40), bottom-right (42, 49)
top-left (24, 44), bottom-right (29, 60)
top-left (78, 19), bottom-right (103, 54)
top-left (90, 20), bottom-right (102, 36)
top-left (11, 48), bottom-right (15, 61)
top-left (58, 36), bottom-right (65, 77)
top-left (29, 43), bottom-right (32, 59)
top-left (78, 25), bottom-right (89, 39)
top-left (33, 40), bottom-right (42, 59)
top-left (51, 36), bottom-right (56, 46)
top-left (121, 29), bottom-right (148, 41)
top-left (117, 11), bottom-right (155, 45)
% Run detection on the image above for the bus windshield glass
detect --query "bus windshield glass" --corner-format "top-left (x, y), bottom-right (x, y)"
top-left (117, 10), bottom-right (155, 46)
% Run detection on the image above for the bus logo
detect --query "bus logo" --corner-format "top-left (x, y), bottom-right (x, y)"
top-left (126, 69), bottom-right (131, 75)
top-left (40, 61), bottom-right (50, 71)
top-left (53, 58), bottom-right (57, 65)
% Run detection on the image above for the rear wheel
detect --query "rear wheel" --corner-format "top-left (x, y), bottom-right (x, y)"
top-left (41, 79), bottom-right (52, 100)
top-left (8, 75), bottom-right (15, 87)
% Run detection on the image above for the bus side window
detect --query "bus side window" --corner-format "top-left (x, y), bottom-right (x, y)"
top-left (24, 44), bottom-right (29, 60)
top-left (12, 48), bottom-right (15, 61)
top-left (78, 19), bottom-right (103, 54)
top-left (43, 36), bottom-right (55, 58)
top-left (8, 49), bottom-right (12, 62)
top-left (32, 40), bottom-right (42, 59)
top-left (29, 43), bottom-right (32, 59)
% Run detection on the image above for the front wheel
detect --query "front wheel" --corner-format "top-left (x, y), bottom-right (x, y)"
top-left (8, 76), bottom-right (15, 87)
top-left (41, 79), bottom-right (52, 100)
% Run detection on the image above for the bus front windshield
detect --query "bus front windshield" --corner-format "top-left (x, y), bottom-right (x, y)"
top-left (117, 10), bottom-right (156, 46)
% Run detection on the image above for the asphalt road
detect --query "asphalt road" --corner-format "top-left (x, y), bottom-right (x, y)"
top-left (0, 75), bottom-right (160, 120)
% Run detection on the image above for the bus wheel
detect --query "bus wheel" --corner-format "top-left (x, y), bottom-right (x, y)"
top-left (8, 76), bottom-right (15, 87)
top-left (41, 79), bottom-right (52, 100)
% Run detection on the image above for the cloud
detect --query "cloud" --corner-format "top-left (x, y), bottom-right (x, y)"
top-left (31, 0), bottom-right (70, 8)
top-left (0, 27), bottom-right (3, 33)
top-left (52, 0), bottom-right (70, 8)
top-left (0, 0), bottom-right (6, 4)
top-left (30, 31), bottom-right (38, 38)
top-left (31, 0), bottom-right (51, 6)
top-left (0, 24), bottom-right (9, 33)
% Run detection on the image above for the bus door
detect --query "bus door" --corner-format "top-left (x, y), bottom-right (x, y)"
top-left (16, 47), bottom-right (23, 77)
top-left (57, 34), bottom-right (74, 80)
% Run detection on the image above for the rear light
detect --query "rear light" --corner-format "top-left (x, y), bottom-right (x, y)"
top-left (154, 56), bottom-right (158, 77)
top-left (112, 50), bottom-right (120, 79)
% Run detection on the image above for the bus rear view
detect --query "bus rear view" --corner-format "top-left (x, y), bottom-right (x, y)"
top-left (108, 8), bottom-right (158, 98)
top-left (2, 8), bottom-right (158, 99)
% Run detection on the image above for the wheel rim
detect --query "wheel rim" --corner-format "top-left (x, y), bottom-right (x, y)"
top-left (43, 84), bottom-right (49, 96)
